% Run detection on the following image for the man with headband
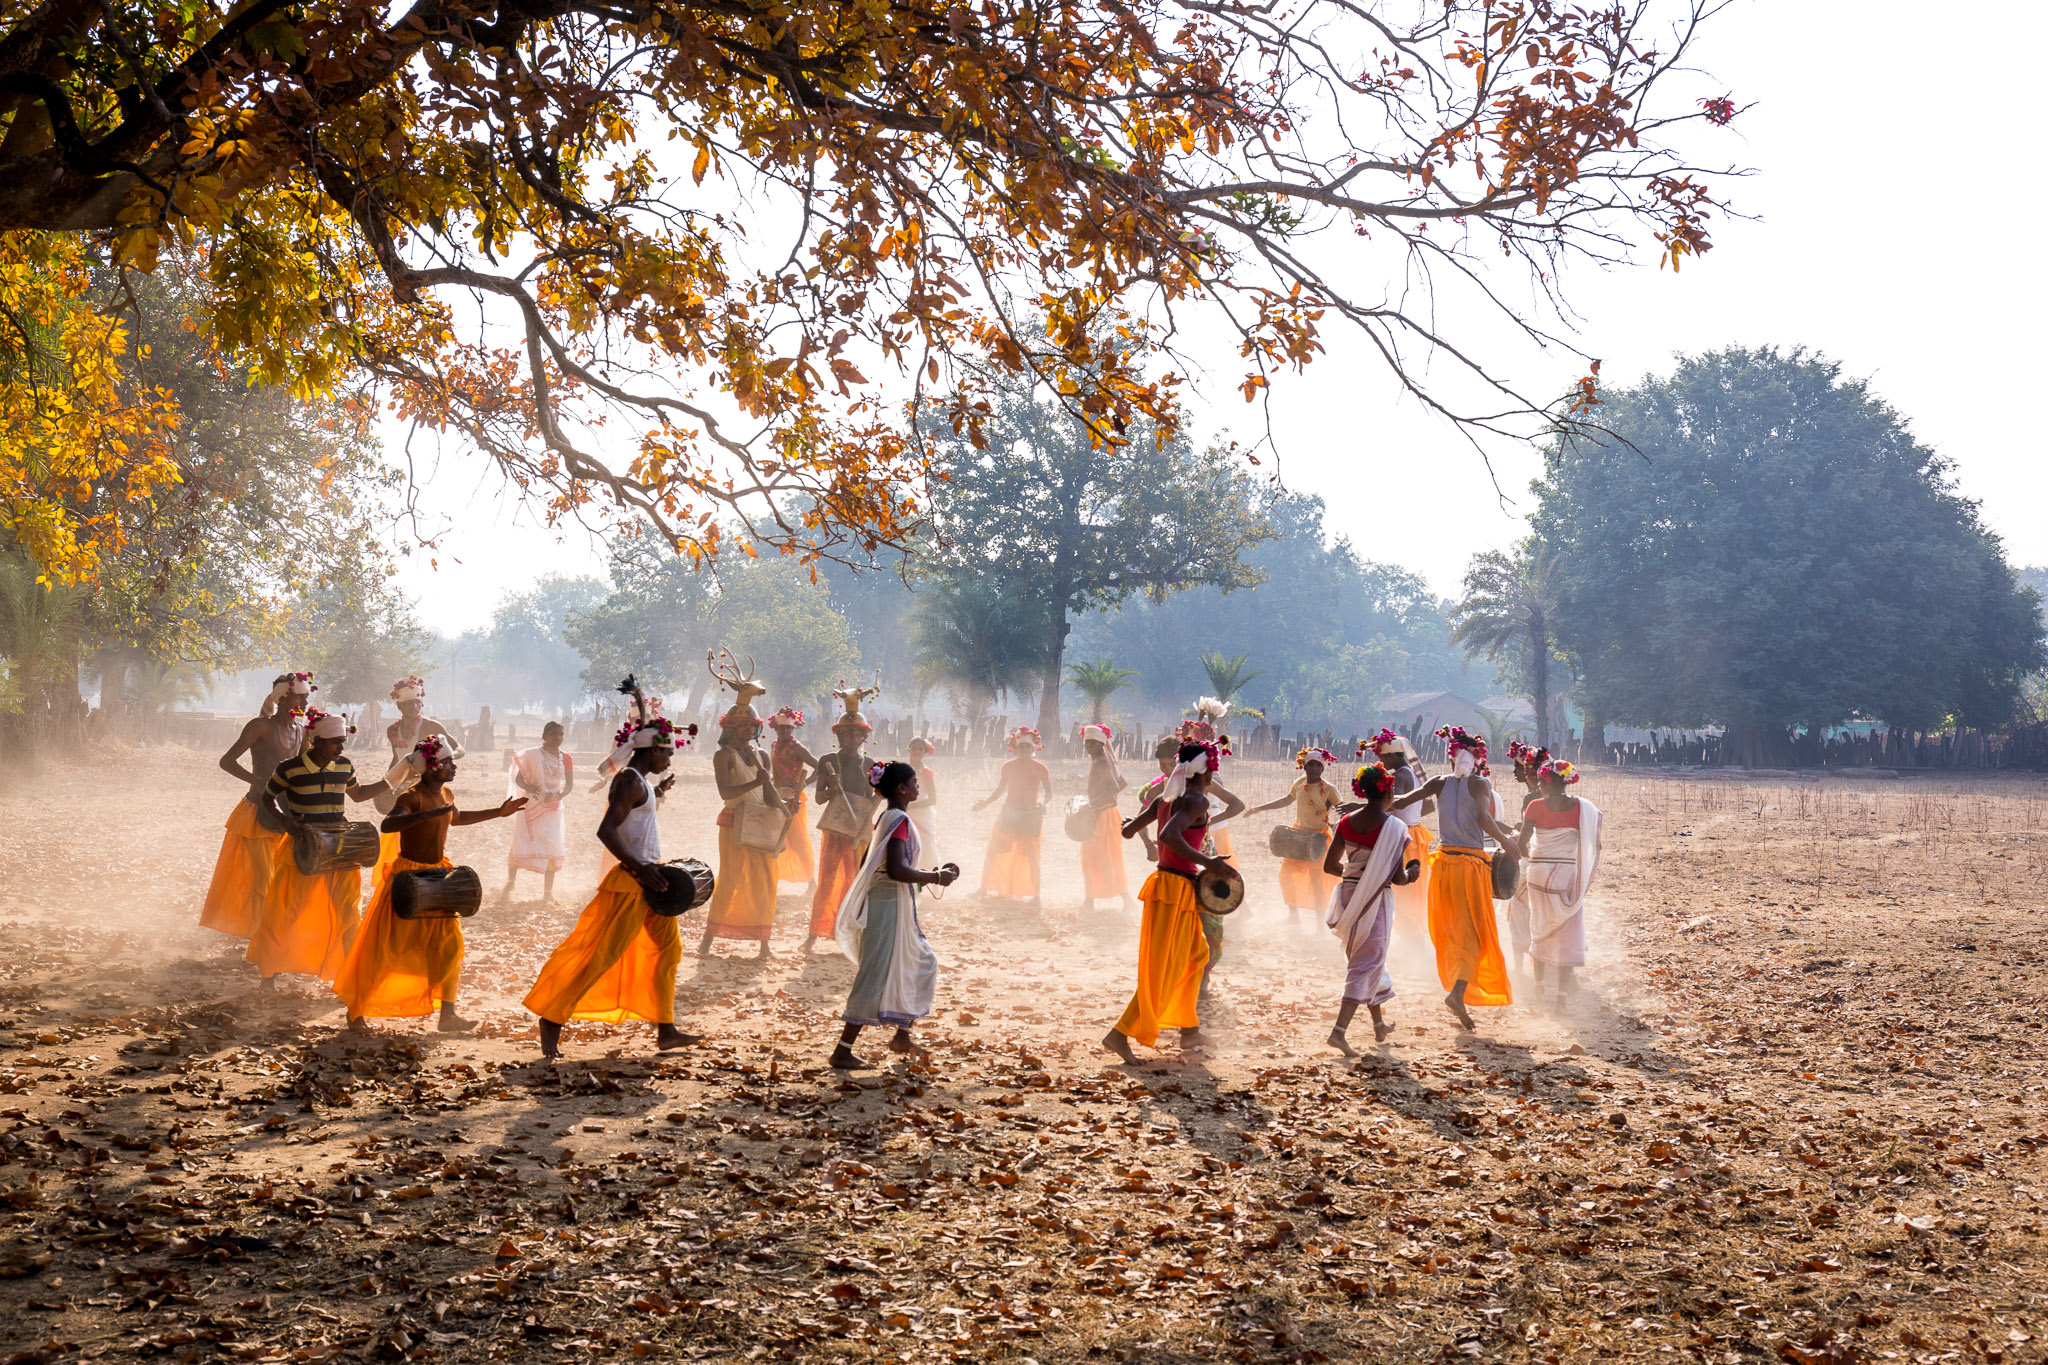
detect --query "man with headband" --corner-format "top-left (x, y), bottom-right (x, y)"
top-left (250, 709), bottom-right (396, 986)
top-left (1397, 726), bottom-right (1518, 1030)
top-left (525, 715), bottom-right (702, 1058)
top-left (201, 672), bottom-right (315, 940)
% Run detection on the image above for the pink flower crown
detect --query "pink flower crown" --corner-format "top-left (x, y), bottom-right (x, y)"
top-left (389, 675), bottom-right (425, 701)
top-left (1006, 726), bottom-right (1042, 749)
top-left (613, 716), bottom-right (698, 748)
top-left (1436, 725), bottom-right (1487, 760)
top-left (415, 734), bottom-right (447, 766)
top-left (771, 706), bottom-right (805, 727)
top-left (1351, 762), bottom-right (1396, 800)
top-left (1295, 747), bottom-right (1336, 769)
top-left (1537, 760), bottom-right (1579, 786)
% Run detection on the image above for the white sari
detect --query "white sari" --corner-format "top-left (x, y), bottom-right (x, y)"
top-left (833, 808), bottom-right (939, 1025)
top-left (1524, 798), bottom-right (1601, 967)
top-left (506, 747), bottom-right (572, 872)
top-left (1325, 813), bottom-right (1409, 1007)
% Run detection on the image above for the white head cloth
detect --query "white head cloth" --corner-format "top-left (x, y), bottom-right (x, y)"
top-left (310, 714), bottom-right (348, 740)
top-left (1159, 748), bottom-right (1212, 806)
top-left (392, 683), bottom-right (421, 703)
top-left (1452, 750), bottom-right (1478, 777)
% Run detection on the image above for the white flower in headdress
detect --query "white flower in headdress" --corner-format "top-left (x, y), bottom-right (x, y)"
top-left (1194, 696), bottom-right (1231, 722)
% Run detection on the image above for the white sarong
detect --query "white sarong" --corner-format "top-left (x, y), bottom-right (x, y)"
top-left (507, 747), bottom-right (572, 873)
top-left (1524, 799), bottom-right (1601, 968)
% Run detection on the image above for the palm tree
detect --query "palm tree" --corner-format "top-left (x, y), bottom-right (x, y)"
top-left (1065, 659), bottom-right (1139, 724)
top-left (1197, 650), bottom-right (1264, 707)
top-left (1450, 539), bottom-right (1560, 750)
top-left (909, 575), bottom-right (1046, 732)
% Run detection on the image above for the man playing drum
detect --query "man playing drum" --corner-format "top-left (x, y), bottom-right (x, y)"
top-left (250, 711), bottom-right (394, 986)
top-left (525, 717), bottom-right (702, 1058)
top-left (334, 736), bottom-right (526, 1032)
top-left (201, 672), bottom-right (314, 940)
top-left (1248, 747), bottom-right (1343, 916)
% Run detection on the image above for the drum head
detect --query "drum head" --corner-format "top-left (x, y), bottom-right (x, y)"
top-left (1196, 870), bottom-right (1245, 916)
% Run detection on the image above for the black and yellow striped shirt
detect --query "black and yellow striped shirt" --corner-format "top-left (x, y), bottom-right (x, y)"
top-left (268, 753), bottom-right (356, 824)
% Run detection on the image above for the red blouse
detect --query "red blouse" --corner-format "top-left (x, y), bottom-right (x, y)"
top-left (1523, 797), bottom-right (1581, 830)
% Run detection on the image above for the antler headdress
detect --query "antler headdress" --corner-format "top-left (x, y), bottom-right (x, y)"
top-left (707, 649), bottom-right (769, 729)
top-left (831, 672), bottom-right (882, 732)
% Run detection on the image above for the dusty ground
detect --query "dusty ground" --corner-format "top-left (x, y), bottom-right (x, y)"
top-left (0, 747), bottom-right (2044, 1365)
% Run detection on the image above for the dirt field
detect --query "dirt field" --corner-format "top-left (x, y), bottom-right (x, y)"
top-left (1, 747), bottom-right (2044, 1365)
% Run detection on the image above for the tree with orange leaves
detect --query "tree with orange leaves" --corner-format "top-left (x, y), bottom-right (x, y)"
top-left (0, 0), bottom-right (1741, 568)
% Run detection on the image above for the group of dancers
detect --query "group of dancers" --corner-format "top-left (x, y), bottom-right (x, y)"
top-left (196, 664), bottom-right (1601, 1067)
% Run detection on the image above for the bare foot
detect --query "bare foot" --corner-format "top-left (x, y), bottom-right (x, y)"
top-left (1326, 1027), bottom-right (1357, 1057)
top-left (1444, 993), bottom-right (1477, 1032)
top-left (346, 1015), bottom-right (370, 1034)
top-left (256, 976), bottom-right (276, 992)
top-left (756, 943), bottom-right (772, 959)
top-left (829, 1047), bottom-right (871, 1071)
top-left (538, 1019), bottom-right (563, 1059)
top-left (1101, 1029), bottom-right (1138, 1064)
top-left (437, 1010), bottom-right (477, 1033)
top-left (887, 1031), bottom-right (928, 1060)
top-left (1374, 1019), bottom-right (1397, 1043)
top-left (1179, 1028), bottom-right (1210, 1054)
top-left (656, 1025), bottom-right (703, 1051)
top-left (800, 936), bottom-right (816, 954)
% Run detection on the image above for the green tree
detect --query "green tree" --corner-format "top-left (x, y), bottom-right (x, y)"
top-left (1065, 659), bottom-right (1140, 724)
top-left (715, 559), bottom-right (861, 709)
top-left (920, 370), bottom-right (1271, 737)
top-left (1449, 540), bottom-right (1562, 749)
top-left (473, 575), bottom-right (611, 713)
top-left (1535, 347), bottom-right (2045, 762)
top-left (288, 573), bottom-right (432, 709)
top-left (909, 576), bottom-right (1047, 733)
top-left (1197, 651), bottom-right (1265, 708)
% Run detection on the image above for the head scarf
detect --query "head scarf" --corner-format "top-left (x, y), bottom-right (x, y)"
top-left (606, 716), bottom-right (695, 772)
top-left (309, 711), bottom-right (349, 741)
top-left (1081, 723), bottom-right (1112, 747)
top-left (390, 676), bottom-right (425, 704)
top-left (1160, 740), bottom-right (1219, 805)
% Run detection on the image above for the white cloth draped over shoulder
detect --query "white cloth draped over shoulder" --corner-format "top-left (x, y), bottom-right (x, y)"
top-left (507, 746), bottom-right (572, 873)
top-left (1524, 798), bottom-right (1601, 967)
top-left (1325, 812), bottom-right (1409, 987)
top-left (833, 808), bottom-right (939, 1023)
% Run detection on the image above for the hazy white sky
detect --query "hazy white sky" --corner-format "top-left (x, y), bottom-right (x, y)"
top-left (392, 0), bottom-right (2048, 632)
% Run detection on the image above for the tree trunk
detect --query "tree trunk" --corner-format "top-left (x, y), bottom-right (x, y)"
top-left (1037, 611), bottom-right (1070, 743)
top-left (1529, 613), bottom-right (1550, 751)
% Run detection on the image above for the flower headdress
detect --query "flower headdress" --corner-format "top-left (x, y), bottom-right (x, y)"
top-left (414, 733), bottom-right (448, 768)
top-left (1081, 723), bottom-right (1113, 746)
top-left (389, 675), bottom-right (426, 703)
top-left (1006, 725), bottom-right (1043, 751)
top-left (1351, 762), bottom-right (1396, 800)
top-left (270, 671), bottom-right (317, 715)
top-left (770, 706), bottom-right (806, 728)
top-left (304, 707), bottom-right (352, 741)
top-left (1295, 747), bottom-right (1336, 769)
top-left (1537, 760), bottom-right (1580, 786)
top-left (866, 759), bottom-right (890, 789)
top-left (614, 715), bottom-right (696, 749)
top-left (1435, 725), bottom-right (1487, 762)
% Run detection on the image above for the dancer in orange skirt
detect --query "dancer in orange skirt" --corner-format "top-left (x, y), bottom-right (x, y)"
top-left (1247, 747), bottom-right (1342, 915)
top-left (334, 736), bottom-right (524, 1031)
top-left (1103, 739), bottom-right (1238, 1061)
top-left (526, 715), bottom-right (698, 1058)
top-left (804, 678), bottom-right (881, 949)
top-left (768, 707), bottom-right (818, 890)
top-left (201, 672), bottom-right (313, 939)
top-left (1076, 724), bottom-right (1134, 911)
top-left (973, 726), bottom-right (1051, 904)
top-left (700, 689), bottom-right (787, 956)
top-left (1404, 726), bottom-right (1518, 1030)
top-left (1370, 729), bottom-right (1434, 940)
top-left (250, 711), bottom-right (395, 984)
top-left (372, 677), bottom-right (463, 897)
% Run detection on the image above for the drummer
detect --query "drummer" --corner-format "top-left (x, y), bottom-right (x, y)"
top-left (249, 711), bottom-right (396, 987)
top-left (1245, 747), bottom-right (1342, 917)
top-left (525, 716), bottom-right (702, 1058)
top-left (333, 737), bottom-right (526, 1033)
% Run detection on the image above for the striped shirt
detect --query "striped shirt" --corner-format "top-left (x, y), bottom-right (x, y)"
top-left (268, 753), bottom-right (357, 823)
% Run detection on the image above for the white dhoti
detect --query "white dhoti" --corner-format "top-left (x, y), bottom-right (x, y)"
top-left (1524, 799), bottom-right (1601, 968)
top-left (508, 748), bottom-right (572, 872)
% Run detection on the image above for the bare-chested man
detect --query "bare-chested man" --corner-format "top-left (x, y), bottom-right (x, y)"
top-left (334, 737), bottom-right (525, 1033)
top-left (201, 672), bottom-right (315, 939)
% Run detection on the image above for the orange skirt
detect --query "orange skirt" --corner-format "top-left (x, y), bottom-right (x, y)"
top-left (368, 830), bottom-right (401, 903)
top-left (1079, 806), bottom-right (1128, 900)
top-left (1277, 827), bottom-right (1337, 911)
top-left (1113, 870), bottom-right (1209, 1047)
top-left (776, 793), bottom-right (817, 885)
top-left (707, 820), bottom-right (780, 942)
top-left (980, 826), bottom-right (1041, 900)
top-left (248, 849), bottom-right (362, 981)
top-left (1210, 825), bottom-right (1236, 861)
top-left (1427, 846), bottom-right (1512, 1007)
top-left (810, 830), bottom-right (862, 938)
top-left (1393, 822), bottom-right (1433, 938)
top-left (523, 865), bottom-right (680, 1024)
top-left (331, 856), bottom-right (463, 1017)
top-left (201, 799), bottom-right (285, 939)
